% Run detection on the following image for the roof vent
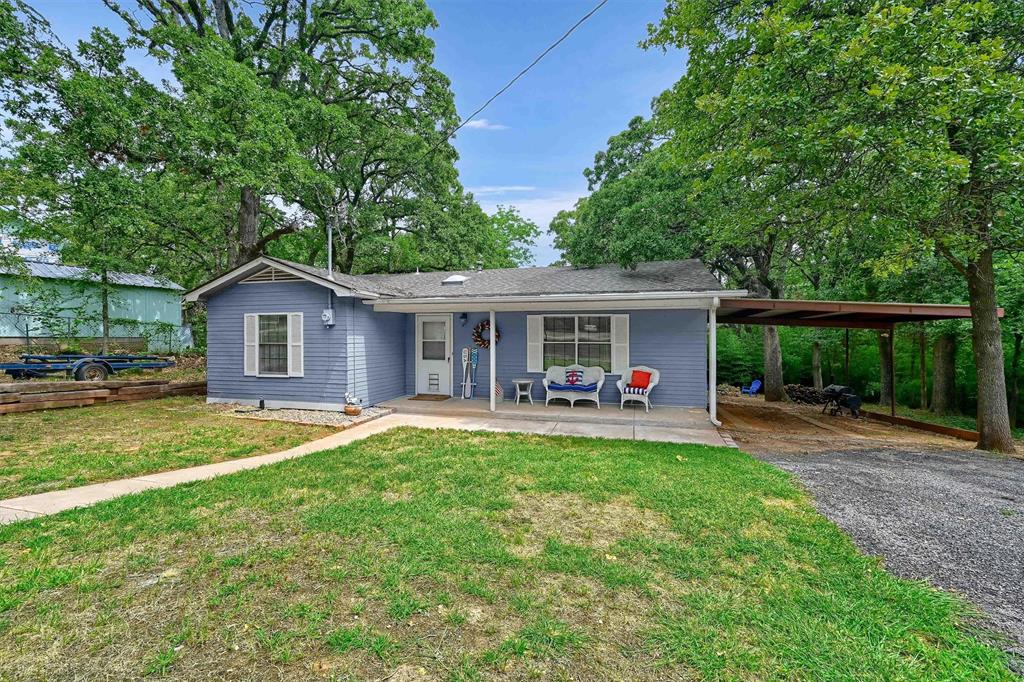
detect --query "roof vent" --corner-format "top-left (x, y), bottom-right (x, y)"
top-left (442, 274), bottom-right (468, 286)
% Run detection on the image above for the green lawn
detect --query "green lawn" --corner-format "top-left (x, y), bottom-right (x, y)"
top-left (0, 428), bottom-right (1013, 680)
top-left (0, 397), bottom-right (332, 499)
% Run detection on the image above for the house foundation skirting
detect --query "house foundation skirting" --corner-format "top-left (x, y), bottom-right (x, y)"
top-left (206, 396), bottom-right (346, 411)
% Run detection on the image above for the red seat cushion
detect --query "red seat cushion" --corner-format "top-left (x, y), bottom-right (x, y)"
top-left (629, 370), bottom-right (652, 390)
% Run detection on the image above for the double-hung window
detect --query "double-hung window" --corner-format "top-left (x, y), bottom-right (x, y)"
top-left (244, 313), bottom-right (304, 377)
top-left (527, 314), bottom-right (628, 374)
top-left (258, 314), bottom-right (289, 375)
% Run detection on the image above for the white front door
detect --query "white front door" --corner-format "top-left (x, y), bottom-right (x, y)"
top-left (415, 314), bottom-right (452, 395)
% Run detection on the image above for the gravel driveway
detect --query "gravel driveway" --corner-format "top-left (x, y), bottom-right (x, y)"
top-left (755, 446), bottom-right (1024, 664)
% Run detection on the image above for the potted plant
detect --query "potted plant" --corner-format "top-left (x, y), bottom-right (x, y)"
top-left (343, 393), bottom-right (362, 416)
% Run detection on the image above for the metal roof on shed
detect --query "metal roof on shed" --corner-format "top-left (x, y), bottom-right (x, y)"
top-left (0, 261), bottom-right (184, 291)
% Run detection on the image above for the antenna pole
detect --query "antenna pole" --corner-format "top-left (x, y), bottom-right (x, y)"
top-left (326, 220), bottom-right (334, 280)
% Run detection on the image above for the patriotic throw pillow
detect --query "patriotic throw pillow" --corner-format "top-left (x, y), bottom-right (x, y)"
top-left (565, 368), bottom-right (584, 385)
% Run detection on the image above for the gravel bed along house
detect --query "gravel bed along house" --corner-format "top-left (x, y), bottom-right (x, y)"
top-left (226, 405), bottom-right (391, 428)
top-left (756, 446), bottom-right (1024, 666)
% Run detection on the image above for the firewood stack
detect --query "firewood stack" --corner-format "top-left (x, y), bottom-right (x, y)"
top-left (784, 384), bottom-right (827, 405)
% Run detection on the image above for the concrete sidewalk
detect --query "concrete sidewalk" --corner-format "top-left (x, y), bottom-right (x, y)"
top-left (0, 412), bottom-right (731, 525)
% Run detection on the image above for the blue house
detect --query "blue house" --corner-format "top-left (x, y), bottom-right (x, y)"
top-left (185, 256), bottom-right (747, 423)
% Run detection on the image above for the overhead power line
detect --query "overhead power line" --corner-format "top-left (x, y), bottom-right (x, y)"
top-left (413, 0), bottom-right (610, 167)
top-left (444, 0), bottom-right (610, 143)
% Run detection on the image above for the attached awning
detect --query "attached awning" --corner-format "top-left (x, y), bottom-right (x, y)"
top-left (717, 298), bottom-right (998, 329)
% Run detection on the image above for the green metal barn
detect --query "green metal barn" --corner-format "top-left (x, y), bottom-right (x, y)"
top-left (0, 261), bottom-right (187, 351)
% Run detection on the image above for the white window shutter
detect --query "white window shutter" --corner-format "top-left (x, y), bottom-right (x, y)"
top-left (526, 315), bottom-right (543, 373)
top-left (611, 314), bottom-right (629, 375)
top-left (243, 314), bottom-right (258, 376)
top-left (288, 312), bottom-right (304, 377)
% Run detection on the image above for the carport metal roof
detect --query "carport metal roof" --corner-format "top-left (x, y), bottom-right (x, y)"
top-left (716, 298), bottom-right (1000, 329)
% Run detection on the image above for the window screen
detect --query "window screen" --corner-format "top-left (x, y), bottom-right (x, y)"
top-left (542, 315), bottom-right (612, 371)
top-left (258, 314), bottom-right (289, 375)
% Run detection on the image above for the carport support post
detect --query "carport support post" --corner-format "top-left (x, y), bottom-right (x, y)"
top-left (489, 310), bottom-right (496, 412)
top-left (889, 325), bottom-right (896, 417)
top-left (844, 328), bottom-right (850, 385)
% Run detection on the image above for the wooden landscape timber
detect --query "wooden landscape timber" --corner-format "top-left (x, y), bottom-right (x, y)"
top-left (0, 379), bottom-right (165, 394)
top-left (0, 380), bottom-right (206, 414)
top-left (861, 410), bottom-right (980, 443)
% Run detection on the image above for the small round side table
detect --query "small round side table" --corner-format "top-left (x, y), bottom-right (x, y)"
top-left (512, 378), bottom-right (535, 405)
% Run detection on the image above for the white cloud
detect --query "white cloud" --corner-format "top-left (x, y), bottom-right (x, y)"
top-left (466, 185), bottom-right (536, 195)
top-left (463, 118), bottom-right (509, 131)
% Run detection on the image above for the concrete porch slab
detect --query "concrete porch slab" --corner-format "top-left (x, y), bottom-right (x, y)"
top-left (380, 396), bottom-right (731, 446)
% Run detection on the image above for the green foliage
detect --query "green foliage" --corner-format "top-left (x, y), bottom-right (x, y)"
top-left (0, 0), bottom-right (537, 300)
top-left (551, 0), bottom-right (1024, 433)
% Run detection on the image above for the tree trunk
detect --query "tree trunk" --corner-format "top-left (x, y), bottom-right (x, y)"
top-left (918, 325), bottom-right (928, 410)
top-left (931, 333), bottom-right (957, 416)
top-left (811, 341), bottom-right (823, 390)
top-left (100, 271), bottom-right (110, 355)
top-left (341, 225), bottom-right (357, 274)
top-left (964, 249), bottom-right (1014, 452)
top-left (233, 186), bottom-right (261, 267)
top-left (1010, 332), bottom-right (1021, 429)
top-left (763, 325), bottom-right (787, 402)
top-left (878, 330), bottom-right (893, 409)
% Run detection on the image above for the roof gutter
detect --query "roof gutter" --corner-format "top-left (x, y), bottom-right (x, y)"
top-left (367, 289), bottom-right (749, 312)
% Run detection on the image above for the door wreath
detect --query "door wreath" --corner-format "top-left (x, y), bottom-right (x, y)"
top-left (472, 319), bottom-right (500, 349)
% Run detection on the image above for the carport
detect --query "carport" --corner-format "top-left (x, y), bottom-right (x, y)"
top-left (712, 298), bottom-right (1002, 430)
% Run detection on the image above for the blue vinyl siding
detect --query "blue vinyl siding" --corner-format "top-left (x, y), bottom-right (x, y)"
top-left (205, 281), bottom-right (347, 406)
top-left (205, 277), bottom-right (708, 409)
top-left (345, 297), bottom-right (406, 406)
top-left (407, 309), bottom-right (708, 407)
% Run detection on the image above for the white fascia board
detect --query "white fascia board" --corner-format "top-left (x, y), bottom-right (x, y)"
top-left (366, 289), bottom-right (748, 313)
top-left (183, 257), bottom-right (373, 301)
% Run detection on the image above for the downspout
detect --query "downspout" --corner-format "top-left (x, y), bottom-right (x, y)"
top-left (709, 297), bottom-right (721, 426)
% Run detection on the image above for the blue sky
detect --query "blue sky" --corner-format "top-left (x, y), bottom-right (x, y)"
top-left (31, 0), bottom-right (684, 265)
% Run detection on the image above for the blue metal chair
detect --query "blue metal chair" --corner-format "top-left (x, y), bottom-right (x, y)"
top-left (741, 379), bottom-right (762, 395)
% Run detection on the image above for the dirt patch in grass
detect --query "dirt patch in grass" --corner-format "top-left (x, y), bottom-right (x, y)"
top-left (500, 492), bottom-right (674, 558)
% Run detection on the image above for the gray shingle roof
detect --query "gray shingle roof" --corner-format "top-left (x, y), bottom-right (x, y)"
top-left (357, 260), bottom-right (722, 298)
top-left (295, 259), bottom-right (721, 299)
top-left (0, 260), bottom-right (184, 291)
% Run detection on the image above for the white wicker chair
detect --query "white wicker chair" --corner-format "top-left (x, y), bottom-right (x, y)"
top-left (543, 364), bottom-right (605, 408)
top-left (617, 366), bottom-right (660, 412)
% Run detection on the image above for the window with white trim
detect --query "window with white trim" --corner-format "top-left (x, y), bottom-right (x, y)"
top-left (258, 314), bottom-right (289, 375)
top-left (526, 314), bottom-right (628, 374)
top-left (244, 312), bottom-right (304, 378)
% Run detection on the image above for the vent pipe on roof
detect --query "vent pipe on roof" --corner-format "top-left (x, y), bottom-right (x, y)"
top-left (326, 223), bottom-right (334, 280)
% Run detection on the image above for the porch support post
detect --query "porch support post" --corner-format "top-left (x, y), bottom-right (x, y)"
top-left (489, 310), bottom-right (496, 412)
top-left (709, 297), bottom-right (720, 426)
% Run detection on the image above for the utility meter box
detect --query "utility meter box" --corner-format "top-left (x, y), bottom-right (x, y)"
top-left (321, 308), bottom-right (335, 327)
